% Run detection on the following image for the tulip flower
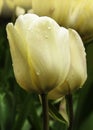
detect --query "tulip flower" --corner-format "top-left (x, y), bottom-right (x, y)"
top-left (1, 0), bottom-right (32, 17)
top-left (48, 29), bottom-right (87, 99)
top-left (32, 0), bottom-right (93, 43)
top-left (6, 13), bottom-right (71, 94)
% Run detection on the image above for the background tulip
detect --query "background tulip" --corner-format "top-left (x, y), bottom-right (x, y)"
top-left (6, 14), bottom-right (70, 94)
top-left (0, 0), bottom-right (32, 17)
top-left (6, 0), bottom-right (32, 9)
top-left (0, 0), bottom-right (3, 14)
top-left (48, 29), bottom-right (87, 99)
top-left (32, 0), bottom-right (93, 43)
top-left (15, 6), bottom-right (25, 17)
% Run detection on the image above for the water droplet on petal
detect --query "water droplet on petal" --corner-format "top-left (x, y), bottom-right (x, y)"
top-left (48, 26), bottom-right (51, 30)
top-left (36, 72), bottom-right (40, 76)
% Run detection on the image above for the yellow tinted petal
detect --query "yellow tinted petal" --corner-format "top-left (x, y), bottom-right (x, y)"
top-left (32, 0), bottom-right (93, 43)
top-left (67, 29), bottom-right (87, 90)
top-left (6, 23), bottom-right (38, 92)
top-left (26, 16), bottom-right (70, 93)
top-left (48, 29), bottom-right (87, 99)
top-left (0, 0), bottom-right (3, 14)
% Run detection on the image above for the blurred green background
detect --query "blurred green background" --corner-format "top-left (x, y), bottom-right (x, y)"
top-left (0, 16), bottom-right (93, 130)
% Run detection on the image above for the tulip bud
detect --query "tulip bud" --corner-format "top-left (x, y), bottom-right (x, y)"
top-left (6, 14), bottom-right (71, 94)
top-left (48, 29), bottom-right (87, 99)
top-left (32, 0), bottom-right (93, 43)
top-left (15, 6), bottom-right (25, 17)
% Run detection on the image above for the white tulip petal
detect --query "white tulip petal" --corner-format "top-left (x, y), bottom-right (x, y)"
top-left (15, 14), bottom-right (39, 38)
top-left (67, 29), bottom-right (87, 90)
top-left (48, 28), bottom-right (87, 99)
top-left (6, 23), bottom-right (39, 92)
top-left (26, 16), bottom-right (70, 93)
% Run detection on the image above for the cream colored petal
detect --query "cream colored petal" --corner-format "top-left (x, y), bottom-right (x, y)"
top-left (26, 16), bottom-right (70, 93)
top-left (32, 0), bottom-right (93, 43)
top-left (68, 0), bottom-right (93, 35)
top-left (32, 0), bottom-right (54, 16)
top-left (15, 6), bottom-right (25, 17)
top-left (15, 14), bottom-right (39, 36)
top-left (66, 29), bottom-right (87, 90)
top-left (6, 23), bottom-right (38, 92)
top-left (48, 29), bottom-right (87, 99)
top-left (32, 0), bottom-right (69, 25)
top-left (6, 0), bottom-right (32, 9)
top-left (15, 0), bottom-right (32, 9)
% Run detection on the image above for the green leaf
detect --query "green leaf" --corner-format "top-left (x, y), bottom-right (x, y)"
top-left (79, 112), bottom-right (93, 130)
top-left (73, 42), bottom-right (93, 130)
top-left (0, 90), bottom-right (15, 130)
top-left (13, 93), bottom-right (42, 130)
top-left (48, 100), bottom-right (69, 126)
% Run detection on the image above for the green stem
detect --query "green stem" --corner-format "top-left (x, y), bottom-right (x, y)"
top-left (66, 94), bottom-right (73, 130)
top-left (41, 94), bottom-right (49, 130)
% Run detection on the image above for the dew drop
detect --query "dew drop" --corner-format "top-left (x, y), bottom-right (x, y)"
top-left (48, 26), bottom-right (51, 30)
top-left (36, 72), bottom-right (40, 76)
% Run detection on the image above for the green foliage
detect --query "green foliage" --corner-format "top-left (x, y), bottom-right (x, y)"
top-left (0, 90), bottom-right (15, 130)
top-left (48, 100), bottom-right (69, 126)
